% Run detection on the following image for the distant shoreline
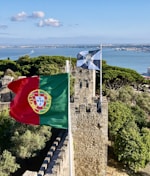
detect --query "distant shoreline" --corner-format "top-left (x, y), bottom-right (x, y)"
top-left (1, 43), bottom-right (150, 50)
top-left (0, 45), bottom-right (149, 74)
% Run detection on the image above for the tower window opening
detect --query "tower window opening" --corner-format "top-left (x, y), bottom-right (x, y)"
top-left (86, 80), bottom-right (89, 88)
top-left (79, 81), bottom-right (82, 88)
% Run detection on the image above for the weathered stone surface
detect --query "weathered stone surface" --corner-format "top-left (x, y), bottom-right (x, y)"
top-left (71, 68), bottom-right (108, 176)
top-left (22, 170), bottom-right (37, 176)
top-left (1, 75), bottom-right (14, 86)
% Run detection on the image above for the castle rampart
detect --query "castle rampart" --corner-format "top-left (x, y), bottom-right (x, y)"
top-left (70, 68), bottom-right (108, 176)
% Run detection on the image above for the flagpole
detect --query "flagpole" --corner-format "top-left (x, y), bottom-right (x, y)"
top-left (66, 60), bottom-right (74, 176)
top-left (100, 44), bottom-right (102, 106)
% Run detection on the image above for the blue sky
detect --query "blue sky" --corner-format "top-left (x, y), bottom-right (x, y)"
top-left (0, 0), bottom-right (150, 45)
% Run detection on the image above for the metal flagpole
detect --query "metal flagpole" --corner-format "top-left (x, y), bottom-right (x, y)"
top-left (100, 44), bottom-right (103, 106)
top-left (65, 60), bottom-right (74, 176)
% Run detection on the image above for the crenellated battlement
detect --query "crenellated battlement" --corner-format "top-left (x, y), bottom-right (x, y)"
top-left (70, 67), bottom-right (108, 176)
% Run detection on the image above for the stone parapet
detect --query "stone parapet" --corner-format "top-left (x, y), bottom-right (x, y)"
top-left (22, 171), bottom-right (37, 176)
top-left (38, 130), bottom-right (69, 176)
top-left (0, 102), bottom-right (10, 111)
top-left (71, 96), bottom-right (108, 176)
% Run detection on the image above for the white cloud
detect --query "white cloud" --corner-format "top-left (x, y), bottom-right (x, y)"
top-left (11, 11), bottom-right (27, 21)
top-left (10, 11), bottom-right (62, 28)
top-left (30, 11), bottom-right (45, 18)
top-left (37, 18), bottom-right (61, 27)
top-left (11, 11), bottom-right (45, 21)
top-left (0, 25), bottom-right (8, 29)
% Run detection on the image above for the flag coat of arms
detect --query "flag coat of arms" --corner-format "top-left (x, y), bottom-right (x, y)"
top-left (77, 49), bottom-right (100, 70)
top-left (8, 73), bottom-right (69, 129)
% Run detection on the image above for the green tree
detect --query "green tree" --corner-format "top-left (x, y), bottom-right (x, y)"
top-left (0, 111), bottom-right (51, 158)
top-left (117, 86), bottom-right (135, 104)
top-left (141, 128), bottom-right (150, 163)
top-left (0, 60), bottom-right (18, 73)
top-left (131, 105), bottom-right (147, 129)
top-left (102, 65), bottom-right (144, 91)
top-left (135, 92), bottom-right (150, 115)
top-left (108, 101), bottom-right (134, 140)
top-left (0, 111), bottom-right (16, 151)
top-left (106, 86), bottom-right (135, 104)
top-left (11, 125), bottom-right (51, 158)
top-left (114, 121), bottom-right (149, 172)
top-left (0, 150), bottom-right (20, 176)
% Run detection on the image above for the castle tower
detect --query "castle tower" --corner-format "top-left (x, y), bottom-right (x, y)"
top-left (73, 68), bottom-right (96, 105)
top-left (71, 68), bottom-right (108, 176)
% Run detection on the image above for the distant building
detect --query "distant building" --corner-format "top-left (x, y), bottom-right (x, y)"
top-left (1, 75), bottom-right (14, 87)
top-left (147, 67), bottom-right (150, 76)
top-left (142, 67), bottom-right (150, 79)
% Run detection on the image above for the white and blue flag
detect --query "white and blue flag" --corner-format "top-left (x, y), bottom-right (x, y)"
top-left (76, 49), bottom-right (100, 70)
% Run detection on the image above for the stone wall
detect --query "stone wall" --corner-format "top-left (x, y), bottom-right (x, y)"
top-left (71, 68), bottom-right (108, 176)
top-left (71, 98), bottom-right (108, 176)
top-left (72, 68), bottom-right (96, 105)
top-left (0, 75), bottom-right (13, 109)
top-left (37, 130), bottom-right (69, 176)
top-left (1, 75), bottom-right (14, 87)
top-left (0, 102), bottom-right (10, 111)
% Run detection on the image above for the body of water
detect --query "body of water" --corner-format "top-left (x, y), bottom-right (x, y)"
top-left (0, 46), bottom-right (150, 74)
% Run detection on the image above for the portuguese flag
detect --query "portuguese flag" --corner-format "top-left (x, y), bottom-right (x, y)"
top-left (8, 73), bottom-right (69, 129)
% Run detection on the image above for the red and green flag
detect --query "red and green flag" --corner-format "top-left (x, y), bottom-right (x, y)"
top-left (8, 73), bottom-right (69, 129)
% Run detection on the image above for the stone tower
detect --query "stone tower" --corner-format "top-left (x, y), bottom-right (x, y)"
top-left (71, 68), bottom-right (108, 176)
